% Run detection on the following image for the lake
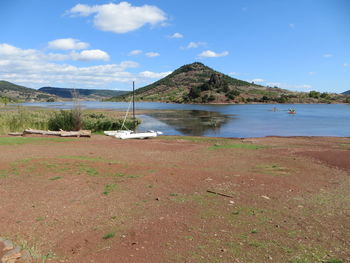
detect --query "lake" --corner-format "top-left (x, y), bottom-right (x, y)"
top-left (19, 101), bottom-right (350, 138)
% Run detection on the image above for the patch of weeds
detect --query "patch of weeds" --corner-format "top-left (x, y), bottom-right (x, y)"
top-left (110, 172), bottom-right (125, 177)
top-left (48, 176), bottom-right (62, 181)
top-left (41, 251), bottom-right (56, 262)
top-left (255, 163), bottom-right (290, 176)
top-left (78, 164), bottom-right (99, 176)
top-left (36, 217), bottom-right (45, 222)
top-left (0, 137), bottom-right (73, 145)
top-left (184, 235), bottom-right (194, 241)
top-left (103, 183), bottom-right (117, 195)
top-left (102, 232), bottom-right (115, 239)
top-left (209, 143), bottom-right (264, 150)
top-left (326, 259), bottom-right (343, 263)
top-left (247, 240), bottom-right (265, 248)
top-left (169, 193), bottom-right (178, 197)
top-left (251, 229), bottom-right (258, 234)
top-left (126, 174), bottom-right (142, 178)
top-left (232, 211), bottom-right (240, 215)
top-left (0, 171), bottom-right (7, 178)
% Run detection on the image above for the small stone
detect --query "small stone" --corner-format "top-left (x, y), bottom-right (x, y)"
top-left (2, 240), bottom-right (14, 251)
top-left (2, 246), bottom-right (21, 263)
top-left (229, 200), bottom-right (235, 204)
top-left (261, 195), bottom-right (271, 200)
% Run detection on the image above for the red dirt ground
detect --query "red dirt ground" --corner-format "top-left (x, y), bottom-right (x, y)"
top-left (0, 135), bottom-right (349, 263)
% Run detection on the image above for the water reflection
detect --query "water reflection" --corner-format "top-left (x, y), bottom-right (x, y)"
top-left (143, 110), bottom-right (234, 136)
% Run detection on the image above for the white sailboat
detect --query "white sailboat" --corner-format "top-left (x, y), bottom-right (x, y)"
top-left (104, 82), bottom-right (162, 139)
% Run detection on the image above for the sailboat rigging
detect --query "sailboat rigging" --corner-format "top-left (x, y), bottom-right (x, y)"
top-left (104, 81), bottom-right (162, 139)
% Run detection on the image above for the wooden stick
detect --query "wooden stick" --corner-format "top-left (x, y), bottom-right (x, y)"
top-left (206, 190), bottom-right (234, 198)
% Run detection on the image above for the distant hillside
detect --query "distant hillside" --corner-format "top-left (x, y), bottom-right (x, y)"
top-left (108, 62), bottom-right (346, 104)
top-left (39, 87), bottom-right (128, 100)
top-left (0, 80), bottom-right (56, 102)
top-left (342, 90), bottom-right (350, 95)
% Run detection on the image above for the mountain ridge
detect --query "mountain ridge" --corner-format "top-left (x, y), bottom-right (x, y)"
top-left (108, 62), bottom-right (347, 104)
top-left (39, 87), bottom-right (128, 100)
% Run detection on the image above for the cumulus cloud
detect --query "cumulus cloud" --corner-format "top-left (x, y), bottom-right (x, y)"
top-left (48, 38), bottom-right (89, 50)
top-left (289, 23), bottom-right (295, 29)
top-left (169, 32), bottom-right (183, 39)
top-left (72, 49), bottom-right (110, 61)
top-left (128, 49), bottom-right (143, 56)
top-left (139, 71), bottom-right (172, 78)
top-left (0, 43), bottom-right (168, 89)
top-left (145, 52), bottom-right (160, 57)
top-left (0, 43), bottom-right (110, 62)
top-left (251, 78), bottom-right (265, 83)
top-left (343, 63), bottom-right (348, 67)
top-left (68, 2), bottom-right (167, 34)
top-left (183, 41), bottom-right (206, 49)
top-left (198, 50), bottom-right (229, 58)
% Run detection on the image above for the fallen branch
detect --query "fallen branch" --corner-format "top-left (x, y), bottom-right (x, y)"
top-left (23, 128), bottom-right (91, 137)
top-left (206, 190), bottom-right (234, 198)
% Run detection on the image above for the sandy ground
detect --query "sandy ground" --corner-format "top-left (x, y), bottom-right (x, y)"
top-left (0, 135), bottom-right (349, 263)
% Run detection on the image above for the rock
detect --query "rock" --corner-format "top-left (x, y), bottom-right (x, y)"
top-left (2, 240), bottom-right (14, 251)
top-left (261, 195), bottom-right (271, 200)
top-left (1, 246), bottom-right (21, 263)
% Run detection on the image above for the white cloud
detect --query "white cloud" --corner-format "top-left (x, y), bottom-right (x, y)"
top-left (0, 43), bottom-right (110, 62)
top-left (184, 41), bottom-right (206, 49)
top-left (145, 52), bottom-right (160, 57)
top-left (343, 63), bottom-right (348, 67)
top-left (128, 49), bottom-right (143, 56)
top-left (0, 43), bottom-right (169, 89)
top-left (308, 71), bottom-right (316, 75)
top-left (68, 2), bottom-right (167, 34)
top-left (267, 82), bottom-right (312, 91)
top-left (251, 78), bottom-right (265, 83)
top-left (169, 32), bottom-right (183, 39)
top-left (48, 38), bottom-right (89, 50)
top-left (72, 49), bottom-right (110, 61)
top-left (289, 23), bottom-right (295, 29)
top-left (323, 54), bottom-right (333, 58)
top-left (139, 71), bottom-right (172, 78)
top-left (198, 50), bottom-right (229, 58)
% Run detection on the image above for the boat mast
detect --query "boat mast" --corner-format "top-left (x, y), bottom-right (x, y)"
top-left (132, 81), bottom-right (136, 131)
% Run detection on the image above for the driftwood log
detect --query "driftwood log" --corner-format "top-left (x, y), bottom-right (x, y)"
top-left (22, 128), bottom-right (91, 137)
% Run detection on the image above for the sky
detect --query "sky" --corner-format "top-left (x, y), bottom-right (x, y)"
top-left (0, 0), bottom-right (349, 93)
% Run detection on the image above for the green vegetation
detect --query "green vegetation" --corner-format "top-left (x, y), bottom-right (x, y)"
top-left (0, 107), bottom-right (139, 134)
top-left (0, 80), bottom-right (55, 101)
top-left (103, 184), bottom-right (118, 195)
top-left (0, 137), bottom-right (72, 145)
top-left (102, 232), bottom-right (115, 239)
top-left (107, 62), bottom-right (347, 104)
top-left (345, 96), bottom-right (350, 104)
top-left (48, 176), bottom-right (62, 181)
top-left (0, 107), bottom-right (50, 134)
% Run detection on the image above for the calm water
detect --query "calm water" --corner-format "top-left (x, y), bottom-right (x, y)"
top-left (19, 101), bottom-right (350, 138)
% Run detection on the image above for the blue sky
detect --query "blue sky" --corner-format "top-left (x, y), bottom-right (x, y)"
top-left (0, 0), bottom-right (349, 92)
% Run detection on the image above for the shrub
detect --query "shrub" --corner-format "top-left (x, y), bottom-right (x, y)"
top-left (48, 110), bottom-right (75, 131)
top-left (346, 96), bottom-right (350, 104)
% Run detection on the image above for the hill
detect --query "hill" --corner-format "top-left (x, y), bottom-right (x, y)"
top-left (0, 80), bottom-right (56, 102)
top-left (39, 87), bottom-right (128, 100)
top-left (342, 90), bottom-right (350, 95)
top-left (108, 62), bottom-right (346, 104)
